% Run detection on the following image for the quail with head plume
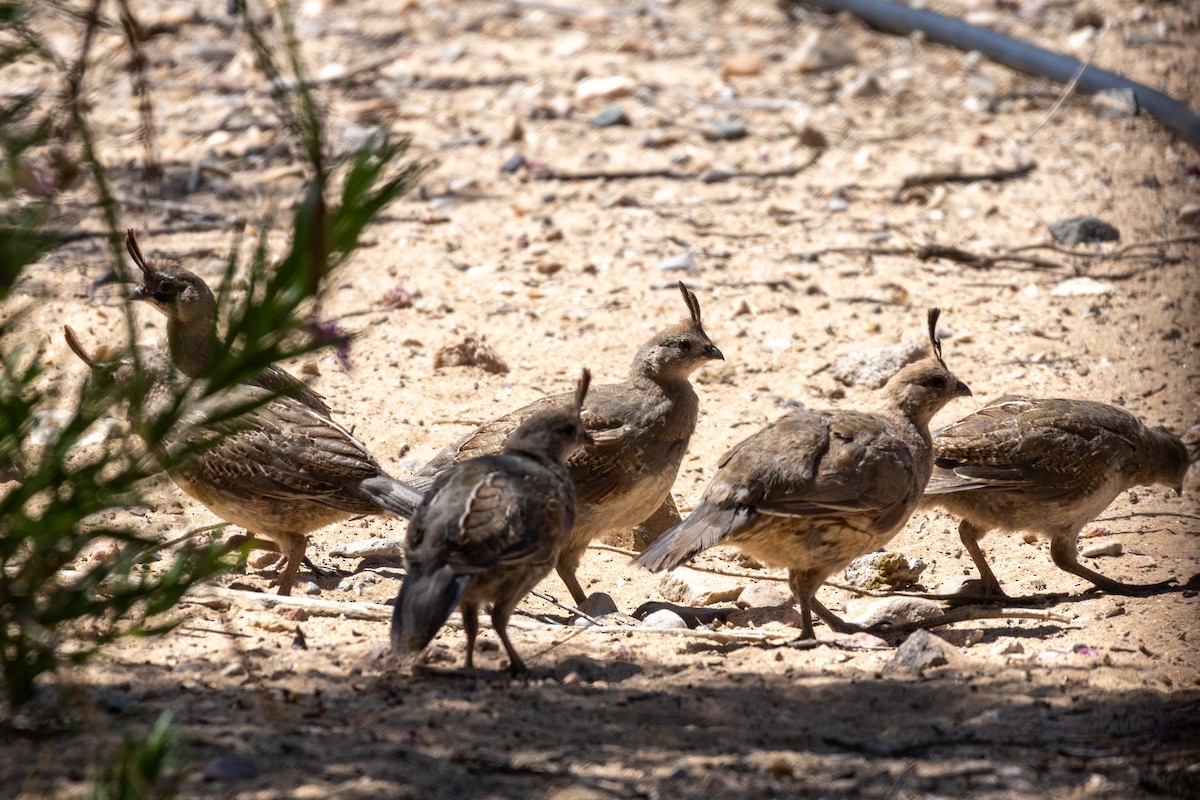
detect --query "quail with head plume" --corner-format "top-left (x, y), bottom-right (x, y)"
top-left (923, 397), bottom-right (1190, 597)
top-left (636, 310), bottom-right (971, 640)
top-left (124, 228), bottom-right (331, 415)
top-left (415, 282), bottom-right (723, 605)
top-left (76, 231), bottom-right (426, 595)
top-left (392, 369), bottom-right (594, 674)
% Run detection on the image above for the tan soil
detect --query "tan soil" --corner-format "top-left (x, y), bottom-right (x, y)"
top-left (3, 1), bottom-right (1199, 798)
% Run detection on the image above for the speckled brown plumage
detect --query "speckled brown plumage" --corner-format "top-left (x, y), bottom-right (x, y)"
top-left (924, 396), bottom-right (1190, 597)
top-left (392, 371), bottom-right (593, 674)
top-left (637, 310), bottom-right (972, 639)
top-left (66, 326), bottom-right (423, 596)
top-left (80, 230), bottom-right (428, 595)
top-left (415, 282), bottom-right (723, 605)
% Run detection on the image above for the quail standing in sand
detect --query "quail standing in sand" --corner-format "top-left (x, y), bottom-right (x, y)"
top-left (78, 231), bottom-right (425, 595)
top-left (636, 310), bottom-right (971, 640)
top-left (392, 370), bottom-right (594, 674)
top-left (923, 397), bottom-right (1190, 597)
top-left (415, 282), bottom-right (723, 605)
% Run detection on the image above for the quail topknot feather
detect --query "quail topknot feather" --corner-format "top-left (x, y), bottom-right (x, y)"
top-left (636, 309), bottom-right (971, 639)
top-left (414, 282), bottom-right (723, 605)
top-left (391, 369), bottom-right (594, 674)
top-left (923, 396), bottom-right (1190, 597)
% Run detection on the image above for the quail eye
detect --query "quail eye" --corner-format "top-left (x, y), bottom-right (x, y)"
top-left (677, 340), bottom-right (692, 351)
top-left (923, 375), bottom-right (947, 389)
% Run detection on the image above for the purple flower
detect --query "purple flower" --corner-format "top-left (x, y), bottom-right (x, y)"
top-left (1073, 645), bottom-right (1099, 657)
top-left (307, 319), bottom-right (352, 372)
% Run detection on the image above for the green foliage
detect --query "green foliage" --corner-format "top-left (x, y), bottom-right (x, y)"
top-left (0, 0), bottom-right (424, 711)
top-left (92, 711), bottom-right (183, 800)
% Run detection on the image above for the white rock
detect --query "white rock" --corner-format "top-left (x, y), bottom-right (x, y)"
top-left (575, 76), bottom-right (637, 104)
top-left (655, 252), bottom-right (699, 272)
top-left (842, 71), bottom-right (882, 99)
top-left (1051, 277), bottom-right (1115, 296)
top-left (658, 567), bottom-right (744, 606)
top-left (1081, 540), bottom-right (1123, 558)
top-left (790, 30), bottom-right (856, 73)
top-left (329, 539), bottom-right (406, 559)
top-left (991, 639), bottom-right (1025, 656)
top-left (641, 609), bottom-right (689, 629)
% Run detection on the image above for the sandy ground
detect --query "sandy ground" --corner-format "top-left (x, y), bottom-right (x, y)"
top-left (4, 1), bottom-right (1200, 797)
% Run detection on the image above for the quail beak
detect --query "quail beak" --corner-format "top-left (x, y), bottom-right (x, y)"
top-left (954, 380), bottom-right (972, 398)
top-left (705, 344), bottom-right (725, 360)
top-left (130, 284), bottom-right (148, 301)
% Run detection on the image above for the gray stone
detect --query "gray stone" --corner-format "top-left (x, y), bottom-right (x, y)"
top-left (330, 538), bottom-right (406, 559)
top-left (830, 340), bottom-right (927, 389)
top-left (702, 119), bottom-right (748, 141)
top-left (658, 567), bottom-right (744, 606)
top-left (1090, 88), bottom-right (1137, 119)
top-left (738, 583), bottom-right (793, 608)
top-left (578, 592), bottom-right (618, 617)
top-left (884, 629), bottom-right (949, 678)
top-left (790, 30), bottom-right (857, 72)
top-left (1049, 216), bottom-right (1120, 245)
top-left (302, 582), bottom-right (321, 596)
top-left (844, 596), bottom-right (944, 628)
top-left (593, 105), bottom-right (631, 128)
top-left (500, 154), bottom-right (526, 174)
top-left (843, 550), bottom-right (927, 589)
top-left (641, 609), bottom-right (689, 629)
top-left (203, 753), bottom-right (257, 782)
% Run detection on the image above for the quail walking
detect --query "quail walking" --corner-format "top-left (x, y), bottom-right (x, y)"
top-left (923, 397), bottom-right (1190, 597)
top-left (637, 310), bottom-right (971, 639)
top-left (391, 370), bottom-right (593, 674)
top-left (75, 231), bottom-right (425, 595)
top-left (415, 282), bottom-right (723, 605)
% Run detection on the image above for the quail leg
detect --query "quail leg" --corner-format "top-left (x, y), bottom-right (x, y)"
top-left (461, 604), bottom-right (479, 670)
top-left (958, 520), bottom-right (1009, 599)
top-left (1051, 533), bottom-right (1176, 596)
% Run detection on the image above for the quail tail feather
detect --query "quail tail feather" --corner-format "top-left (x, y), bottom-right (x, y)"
top-left (360, 475), bottom-right (426, 519)
top-left (634, 503), bottom-right (756, 572)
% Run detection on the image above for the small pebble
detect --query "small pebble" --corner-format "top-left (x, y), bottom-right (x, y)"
top-left (1179, 204), bottom-right (1200, 226)
top-left (1081, 541), bottom-right (1123, 558)
top-left (655, 251), bottom-right (699, 272)
top-left (641, 609), bottom-right (689, 629)
top-left (500, 154), bottom-right (526, 174)
top-left (702, 119), bottom-right (748, 141)
top-left (1049, 216), bottom-right (1120, 245)
top-left (592, 105), bottom-right (631, 127)
top-left (303, 582), bottom-right (321, 595)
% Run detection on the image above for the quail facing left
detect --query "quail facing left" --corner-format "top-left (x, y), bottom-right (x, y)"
top-left (81, 231), bottom-right (426, 595)
top-left (391, 370), bottom-right (593, 675)
top-left (124, 228), bottom-right (331, 415)
top-left (923, 396), bottom-right (1190, 597)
